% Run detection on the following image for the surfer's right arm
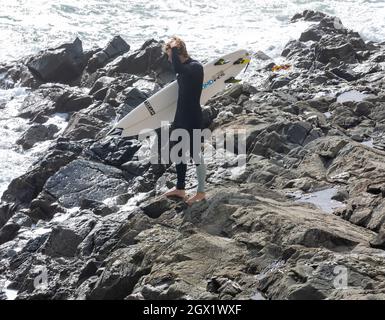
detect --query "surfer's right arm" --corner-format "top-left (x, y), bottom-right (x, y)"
top-left (171, 47), bottom-right (196, 75)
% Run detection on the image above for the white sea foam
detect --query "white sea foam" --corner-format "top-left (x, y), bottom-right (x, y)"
top-left (337, 90), bottom-right (369, 103)
top-left (44, 112), bottom-right (69, 137)
top-left (0, 86), bottom-right (31, 197)
top-left (292, 187), bottom-right (346, 213)
top-left (0, 87), bottom-right (69, 197)
top-left (0, 0), bottom-right (384, 64)
top-left (0, 280), bottom-right (18, 300)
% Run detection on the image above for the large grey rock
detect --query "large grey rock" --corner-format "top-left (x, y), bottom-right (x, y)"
top-left (316, 41), bottom-right (357, 64)
top-left (87, 248), bottom-right (151, 300)
top-left (88, 137), bottom-right (141, 167)
top-left (291, 10), bottom-right (327, 23)
top-left (370, 226), bottom-right (385, 250)
top-left (44, 159), bottom-right (129, 207)
top-left (62, 112), bottom-right (105, 140)
top-left (1, 140), bottom-right (83, 205)
top-left (86, 36), bottom-right (130, 73)
top-left (27, 37), bottom-right (86, 83)
top-left (43, 215), bottom-right (96, 257)
top-left (300, 26), bottom-right (323, 42)
top-left (18, 84), bottom-right (93, 120)
top-left (16, 124), bottom-right (59, 149)
top-left (106, 39), bottom-right (173, 82)
top-left (0, 222), bottom-right (20, 245)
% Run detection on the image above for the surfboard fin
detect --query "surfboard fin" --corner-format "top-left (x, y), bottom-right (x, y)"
top-left (106, 127), bottom-right (123, 136)
top-left (243, 61), bottom-right (250, 73)
top-left (214, 58), bottom-right (230, 65)
top-left (233, 57), bottom-right (251, 65)
top-left (225, 77), bottom-right (242, 84)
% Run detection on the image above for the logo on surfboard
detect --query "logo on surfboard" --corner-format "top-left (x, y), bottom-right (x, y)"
top-left (144, 100), bottom-right (156, 116)
top-left (202, 70), bottom-right (225, 89)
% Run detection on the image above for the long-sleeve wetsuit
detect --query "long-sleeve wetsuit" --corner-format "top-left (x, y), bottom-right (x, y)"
top-left (171, 46), bottom-right (204, 129)
top-left (170, 47), bottom-right (206, 191)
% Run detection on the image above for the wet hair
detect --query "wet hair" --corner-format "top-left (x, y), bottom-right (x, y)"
top-left (163, 36), bottom-right (190, 58)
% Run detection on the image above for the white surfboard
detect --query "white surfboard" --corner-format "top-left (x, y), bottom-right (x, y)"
top-left (109, 49), bottom-right (251, 137)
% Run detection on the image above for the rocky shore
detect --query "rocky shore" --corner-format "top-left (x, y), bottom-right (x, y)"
top-left (1, 10), bottom-right (385, 300)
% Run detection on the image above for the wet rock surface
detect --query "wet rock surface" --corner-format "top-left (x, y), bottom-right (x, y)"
top-left (1, 11), bottom-right (385, 300)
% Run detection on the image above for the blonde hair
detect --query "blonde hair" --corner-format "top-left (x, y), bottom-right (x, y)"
top-left (163, 36), bottom-right (190, 59)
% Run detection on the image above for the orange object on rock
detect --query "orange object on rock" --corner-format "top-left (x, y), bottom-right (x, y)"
top-left (272, 64), bottom-right (291, 72)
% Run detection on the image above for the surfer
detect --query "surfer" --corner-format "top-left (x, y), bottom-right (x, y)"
top-left (162, 36), bottom-right (207, 205)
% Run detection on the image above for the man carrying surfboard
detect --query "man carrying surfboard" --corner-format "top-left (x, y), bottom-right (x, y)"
top-left (162, 36), bottom-right (207, 205)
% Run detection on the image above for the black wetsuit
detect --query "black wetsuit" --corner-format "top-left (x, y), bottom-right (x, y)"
top-left (171, 46), bottom-right (204, 130)
top-left (170, 47), bottom-right (204, 190)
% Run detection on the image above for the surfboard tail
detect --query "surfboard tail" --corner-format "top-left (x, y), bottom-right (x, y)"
top-left (214, 58), bottom-right (230, 65)
top-left (233, 57), bottom-right (251, 65)
top-left (224, 76), bottom-right (242, 84)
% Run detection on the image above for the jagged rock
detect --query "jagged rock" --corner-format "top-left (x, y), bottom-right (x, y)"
top-left (121, 160), bottom-right (151, 176)
top-left (0, 62), bottom-right (43, 89)
top-left (87, 74), bottom-right (139, 104)
top-left (18, 84), bottom-right (93, 120)
top-left (316, 41), bottom-right (357, 64)
top-left (88, 137), bottom-right (141, 167)
top-left (43, 159), bottom-right (130, 208)
top-left (78, 217), bottom-right (127, 258)
top-left (87, 248), bottom-right (151, 300)
top-left (283, 122), bottom-right (318, 145)
top-left (106, 39), bottom-right (171, 78)
top-left (27, 37), bottom-right (86, 83)
top-left (282, 40), bottom-right (307, 58)
top-left (79, 199), bottom-right (115, 216)
top-left (353, 101), bottom-right (374, 117)
top-left (77, 259), bottom-right (99, 285)
top-left (285, 13), bottom-right (368, 67)
top-left (291, 10), bottom-right (327, 22)
top-left (0, 222), bottom-right (20, 245)
top-left (300, 26), bottom-right (323, 42)
top-left (62, 112), bottom-right (105, 140)
top-left (86, 36), bottom-right (130, 73)
top-left (43, 215), bottom-right (96, 257)
top-left (370, 226), bottom-right (385, 250)
top-left (89, 76), bottom-right (115, 96)
top-left (28, 192), bottom-right (65, 221)
top-left (16, 124), bottom-right (59, 149)
top-left (139, 197), bottom-right (173, 219)
top-left (207, 276), bottom-right (243, 297)
top-left (1, 140), bottom-right (82, 206)
top-left (0, 203), bottom-right (20, 228)
top-left (85, 102), bottom-right (117, 122)
top-left (330, 67), bottom-right (358, 81)
top-left (331, 105), bottom-right (361, 129)
top-left (369, 104), bottom-right (385, 122)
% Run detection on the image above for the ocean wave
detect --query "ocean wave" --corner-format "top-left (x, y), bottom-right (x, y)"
top-left (0, 0), bottom-right (384, 63)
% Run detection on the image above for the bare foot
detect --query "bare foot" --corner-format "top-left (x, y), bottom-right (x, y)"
top-left (186, 192), bottom-right (206, 206)
top-left (164, 188), bottom-right (186, 199)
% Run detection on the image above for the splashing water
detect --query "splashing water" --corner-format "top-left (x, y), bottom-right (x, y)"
top-left (1, 0), bottom-right (385, 64)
